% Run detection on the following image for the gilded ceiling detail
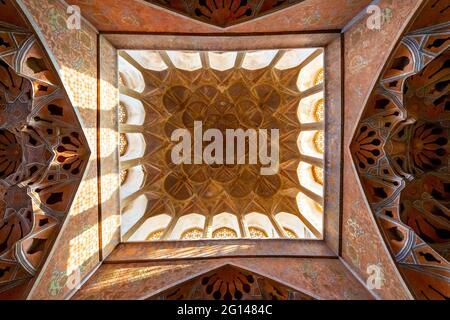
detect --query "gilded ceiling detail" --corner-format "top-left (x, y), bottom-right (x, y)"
top-left (146, 0), bottom-right (305, 28)
top-left (119, 49), bottom-right (325, 241)
top-left (0, 19), bottom-right (89, 297)
top-left (350, 22), bottom-right (450, 299)
top-left (149, 265), bottom-right (314, 300)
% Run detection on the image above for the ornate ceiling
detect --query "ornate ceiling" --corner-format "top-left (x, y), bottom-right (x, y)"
top-left (149, 264), bottom-right (314, 300)
top-left (118, 49), bottom-right (326, 241)
top-left (350, 21), bottom-right (450, 299)
top-left (0, 3), bottom-right (89, 298)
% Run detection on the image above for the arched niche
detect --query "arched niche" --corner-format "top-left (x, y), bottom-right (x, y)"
top-left (298, 130), bottom-right (324, 159)
top-left (209, 212), bottom-right (241, 238)
top-left (118, 56), bottom-right (145, 93)
top-left (169, 213), bottom-right (206, 240)
top-left (120, 133), bottom-right (146, 161)
top-left (126, 50), bottom-right (168, 71)
top-left (128, 214), bottom-right (172, 241)
top-left (121, 194), bottom-right (149, 236)
top-left (296, 192), bottom-right (323, 236)
top-left (166, 51), bottom-right (202, 71)
top-left (275, 48), bottom-right (316, 70)
top-left (298, 162), bottom-right (324, 197)
top-left (275, 212), bottom-right (314, 239)
top-left (119, 94), bottom-right (146, 126)
top-left (242, 50), bottom-right (278, 70)
top-left (120, 165), bottom-right (145, 200)
top-left (244, 212), bottom-right (277, 238)
top-left (298, 92), bottom-right (324, 124)
top-left (208, 51), bottom-right (237, 71)
top-left (297, 53), bottom-right (324, 92)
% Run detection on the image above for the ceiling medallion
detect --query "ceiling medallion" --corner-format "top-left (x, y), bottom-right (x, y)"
top-left (145, 0), bottom-right (305, 28)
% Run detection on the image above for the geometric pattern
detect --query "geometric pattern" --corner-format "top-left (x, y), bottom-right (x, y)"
top-left (0, 12), bottom-right (90, 297)
top-left (119, 49), bottom-right (324, 240)
top-left (145, 0), bottom-right (305, 28)
top-left (350, 21), bottom-right (450, 300)
top-left (148, 264), bottom-right (314, 300)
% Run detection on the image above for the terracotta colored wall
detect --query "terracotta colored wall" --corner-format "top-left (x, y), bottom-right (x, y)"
top-left (17, 0), bottom-right (101, 300)
top-left (106, 240), bottom-right (336, 262)
top-left (72, 257), bottom-right (374, 300)
top-left (98, 36), bottom-right (120, 259)
top-left (66, 0), bottom-right (372, 33)
top-left (341, 0), bottom-right (425, 300)
top-left (103, 33), bottom-right (337, 50)
top-left (324, 36), bottom-right (342, 254)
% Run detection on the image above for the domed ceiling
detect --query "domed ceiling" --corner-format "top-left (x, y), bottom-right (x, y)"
top-left (118, 49), bottom-right (326, 241)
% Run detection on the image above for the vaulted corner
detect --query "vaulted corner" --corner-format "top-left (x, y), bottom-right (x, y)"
top-left (148, 264), bottom-right (315, 300)
top-left (144, 0), bottom-right (306, 28)
top-left (350, 7), bottom-right (449, 299)
top-left (0, 1), bottom-right (90, 299)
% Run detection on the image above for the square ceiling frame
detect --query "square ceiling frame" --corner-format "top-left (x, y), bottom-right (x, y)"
top-left (100, 32), bottom-right (343, 257)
